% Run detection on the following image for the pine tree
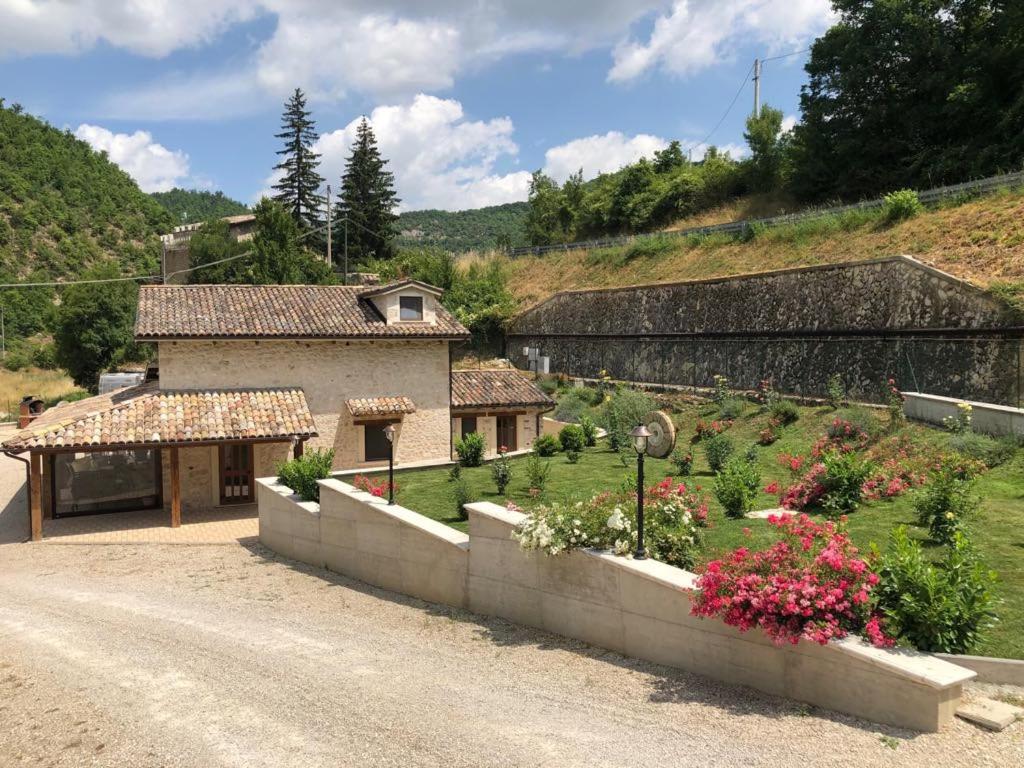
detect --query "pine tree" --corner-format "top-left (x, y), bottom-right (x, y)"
top-left (335, 117), bottom-right (400, 264)
top-left (272, 88), bottom-right (325, 232)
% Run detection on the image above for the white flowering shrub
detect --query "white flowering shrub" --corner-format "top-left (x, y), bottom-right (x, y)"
top-left (512, 478), bottom-right (709, 569)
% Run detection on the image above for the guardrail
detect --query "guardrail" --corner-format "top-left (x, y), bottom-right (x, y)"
top-left (508, 169), bottom-right (1024, 258)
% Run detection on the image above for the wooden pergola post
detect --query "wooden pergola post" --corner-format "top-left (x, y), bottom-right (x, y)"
top-left (29, 451), bottom-right (42, 542)
top-left (169, 447), bottom-right (181, 528)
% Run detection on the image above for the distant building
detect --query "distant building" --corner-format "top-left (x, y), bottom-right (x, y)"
top-left (159, 214), bottom-right (256, 284)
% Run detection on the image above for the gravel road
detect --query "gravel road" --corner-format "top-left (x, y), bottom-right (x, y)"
top-left (0, 457), bottom-right (1020, 766)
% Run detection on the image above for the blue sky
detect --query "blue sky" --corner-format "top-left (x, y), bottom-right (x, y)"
top-left (0, 1), bottom-right (835, 212)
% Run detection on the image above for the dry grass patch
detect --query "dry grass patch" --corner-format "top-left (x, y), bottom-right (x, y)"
top-left (0, 367), bottom-right (83, 419)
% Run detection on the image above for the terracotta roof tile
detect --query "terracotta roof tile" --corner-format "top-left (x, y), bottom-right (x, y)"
top-left (346, 396), bottom-right (417, 418)
top-left (135, 283), bottom-right (469, 339)
top-left (2, 383), bottom-right (317, 452)
top-left (450, 370), bottom-right (555, 410)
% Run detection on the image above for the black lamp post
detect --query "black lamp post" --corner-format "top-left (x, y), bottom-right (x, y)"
top-left (384, 423), bottom-right (397, 505)
top-left (630, 423), bottom-right (652, 560)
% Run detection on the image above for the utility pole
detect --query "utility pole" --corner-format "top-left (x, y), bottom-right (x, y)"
top-left (752, 58), bottom-right (761, 118)
top-left (325, 184), bottom-right (332, 268)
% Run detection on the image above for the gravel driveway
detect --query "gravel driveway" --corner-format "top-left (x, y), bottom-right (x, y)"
top-left (0, 456), bottom-right (1020, 767)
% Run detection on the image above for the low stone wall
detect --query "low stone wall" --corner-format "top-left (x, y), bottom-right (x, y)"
top-left (257, 484), bottom-right (975, 732)
top-left (904, 392), bottom-right (1024, 437)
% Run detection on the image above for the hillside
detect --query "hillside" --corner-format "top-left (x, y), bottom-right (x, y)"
top-left (150, 188), bottom-right (249, 224)
top-left (0, 103), bottom-right (173, 344)
top-left (397, 201), bottom-right (528, 252)
top-left (495, 187), bottom-right (1024, 310)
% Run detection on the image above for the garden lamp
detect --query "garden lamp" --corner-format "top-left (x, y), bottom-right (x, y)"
top-left (630, 424), bottom-right (652, 560)
top-left (384, 423), bottom-right (397, 505)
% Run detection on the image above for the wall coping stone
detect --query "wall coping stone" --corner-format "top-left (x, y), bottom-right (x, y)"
top-left (464, 499), bottom-right (975, 691)
top-left (321, 477), bottom-right (469, 550)
top-left (257, 478), bottom-right (321, 516)
top-left (905, 391), bottom-right (1024, 417)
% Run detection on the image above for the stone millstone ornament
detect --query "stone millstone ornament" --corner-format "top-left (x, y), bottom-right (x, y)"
top-left (642, 410), bottom-right (676, 458)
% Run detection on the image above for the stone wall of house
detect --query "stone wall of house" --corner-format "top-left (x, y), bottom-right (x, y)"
top-left (160, 442), bottom-right (290, 512)
top-left (157, 339), bottom-right (453, 468)
top-left (508, 257), bottom-right (1024, 405)
top-left (451, 412), bottom-right (541, 458)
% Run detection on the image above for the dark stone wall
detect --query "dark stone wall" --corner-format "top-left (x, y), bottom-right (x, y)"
top-left (507, 257), bottom-right (1023, 405)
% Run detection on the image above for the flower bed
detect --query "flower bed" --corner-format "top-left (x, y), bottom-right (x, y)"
top-left (692, 514), bottom-right (891, 647)
top-left (514, 477), bottom-right (708, 569)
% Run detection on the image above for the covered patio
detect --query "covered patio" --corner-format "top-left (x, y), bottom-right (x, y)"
top-left (1, 383), bottom-right (317, 541)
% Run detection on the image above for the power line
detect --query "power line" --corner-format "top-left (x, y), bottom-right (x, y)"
top-left (761, 47), bottom-right (810, 64)
top-left (687, 60), bottom-right (755, 153)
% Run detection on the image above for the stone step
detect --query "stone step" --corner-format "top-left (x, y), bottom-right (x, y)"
top-left (956, 697), bottom-right (1024, 731)
top-left (744, 507), bottom-right (795, 520)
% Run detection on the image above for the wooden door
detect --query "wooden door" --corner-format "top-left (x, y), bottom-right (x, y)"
top-left (496, 415), bottom-right (517, 452)
top-left (220, 443), bottom-right (255, 504)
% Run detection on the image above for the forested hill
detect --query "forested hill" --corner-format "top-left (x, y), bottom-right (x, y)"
top-left (396, 201), bottom-right (528, 252)
top-left (151, 188), bottom-right (249, 224)
top-left (0, 103), bottom-right (172, 284)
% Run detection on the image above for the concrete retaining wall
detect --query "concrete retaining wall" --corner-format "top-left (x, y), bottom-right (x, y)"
top-left (257, 484), bottom-right (975, 732)
top-left (904, 392), bottom-right (1024, 437)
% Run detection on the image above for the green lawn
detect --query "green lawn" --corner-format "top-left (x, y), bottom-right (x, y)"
top-left (367, 400), bottom-right (1024, 660)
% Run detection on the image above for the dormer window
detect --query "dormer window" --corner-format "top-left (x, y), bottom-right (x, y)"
top-left (399, 296), bottom-right (424, 321)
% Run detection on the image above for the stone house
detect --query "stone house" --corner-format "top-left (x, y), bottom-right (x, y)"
top-left (2, 280), bottom-right (552, 540)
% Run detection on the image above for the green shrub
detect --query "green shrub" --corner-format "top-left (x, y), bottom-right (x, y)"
top-left (718, 396), bottom-right (746, 420)
top-left (447, 463), bottom-right (462, 482)
top-left (455, 432), bottom-right (486, 467)
top-left (559, 423), bottom-right (586, 452)
top-left (826, 374), bottom-right (846, 409)
top-left (490, 449), bottom-right (513, 495)
top-left (276, 448), bottom-right (335, 502)
top-left (553, 389), bottom-right (589, 423)
top-left (537, 377), bottom-right (559, 395)
top-left (533, 434), bottom-right (560, 457)
top-left (703, 433), bottom-right (734, 473)
top-left (875, 527), bottom-right (997, 654)
top-left (883, 189), bottom-right (923, 222)
top-left (714, 456), bottom-right (761, 519)
top-left (819, 450), bottom-right (873, 517)
top-left (913, 464), bottom-right (981, 545)
top-left (949, 431), bottom-right (1018, 468)
top-left (579, 415), bottom-right (598, 447)
top-left (566, 449), bottom-right (581, 464)
top-left (452, 477), bottom-right (472, 520)
top-left (671, 445), bottom-right (693, 476)
top-left (835, 405), bottom-right (882, 440)
top-left (601, 387), bottom-right (656, 451)
top-left (526, 453), bottom-right (551, 491)
top-left (711, 374), bottom-right (729, 405)
top-left (31, 341), bottom-right (58, 370)
top-left (768, 398), bottom-right (799, 425)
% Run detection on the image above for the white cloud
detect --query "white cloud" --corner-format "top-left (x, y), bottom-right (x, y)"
top-left (543, 132), bottom-right (669, 182)
top-left (781, 114), bottom-right (798, 133)
top-left (259, 94), bottom-right (531, 211)
top-left (74, 124), bottom-right (190, 193)
top-left (609, 0), bottom-right (833, 82)
top-left (0, 0), bottom-right (259, 58)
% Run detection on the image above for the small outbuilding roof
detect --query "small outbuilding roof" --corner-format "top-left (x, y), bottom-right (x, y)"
top-left (134, 283), bottom-right (469, 340)
top-left (450, 369), bottom-right (555, 410)
top-left (346, 396), bottom-right (417, 418)
top-left (1, 383), bottom-right (317, 452)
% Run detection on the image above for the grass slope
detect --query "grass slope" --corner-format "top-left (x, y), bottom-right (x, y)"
top-left (497, 187), bottom-right (1024, 309)
top-left (367, 401), bottom-right (1023, 659)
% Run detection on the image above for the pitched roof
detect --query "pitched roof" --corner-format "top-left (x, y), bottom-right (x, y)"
top-left (134, 283), bottom-right (469, 340)
top-left (1, 383), bottom-right (317, 452)
top-left (346, 396), bottom-right (417, 418)
top-left (450, 370), bottom-right (555, 410)
top-left (359, 279), bottom-right (443, 298)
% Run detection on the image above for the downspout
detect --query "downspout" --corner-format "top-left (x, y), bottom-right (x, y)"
top-left (4, 450), bottom-right (31, 540)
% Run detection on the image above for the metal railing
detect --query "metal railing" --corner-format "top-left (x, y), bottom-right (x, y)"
top-left (508, 169), bottom-right (1024, 258)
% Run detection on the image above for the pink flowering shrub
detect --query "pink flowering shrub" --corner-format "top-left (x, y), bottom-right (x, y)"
top-left (693, 418), bottom-right (733, 442)
top-left (692, 514), bottom-right (892, 647)
top-left (352, 474), bottom-right (398, 498)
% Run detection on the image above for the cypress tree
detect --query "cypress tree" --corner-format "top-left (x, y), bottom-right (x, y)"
top-left (335, 117), bottom-right (400, 264)
top-left (272, 88), bottom-right (325, 232)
